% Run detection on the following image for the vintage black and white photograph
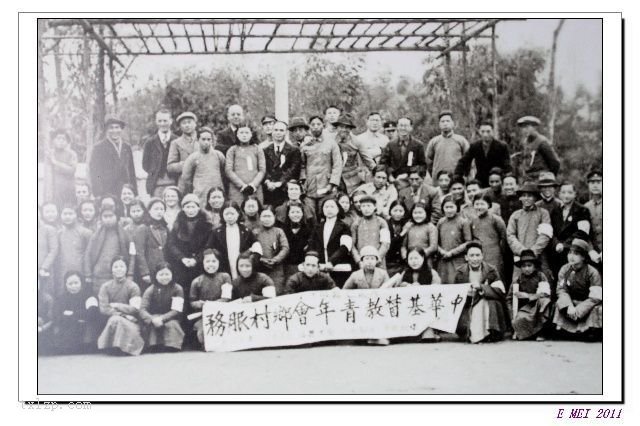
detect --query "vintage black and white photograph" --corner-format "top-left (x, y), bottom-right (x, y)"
top-left (22, 12), bottom-right (623, 404)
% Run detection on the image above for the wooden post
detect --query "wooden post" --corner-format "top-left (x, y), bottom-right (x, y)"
top-left (93, 27), bottom-right (106, 158)
top-left (82, 30), bottom-right (93, 163)
top-left (38, 19), bottom-right (49, 205)
top-left (548, 19), bottom-right (565, 145)
top-left (37, 20), bottom-right (49, 149)
top-left (53, 27), bottom-right (66, 129)
top-left (461, 22), bottom-right (473, 137)
top-left (109, 40), bottom-right (118, 113)
top-left (491, 24), bottom-right (499, 136)
top-left (443, 23), bottom-right (452, 110)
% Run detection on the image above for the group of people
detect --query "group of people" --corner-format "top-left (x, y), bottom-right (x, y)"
top-left (37, 103), bottom-right (604, 355)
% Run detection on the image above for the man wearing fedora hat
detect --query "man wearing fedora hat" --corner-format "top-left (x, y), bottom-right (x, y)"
top-left (288, 116), bottom-right (310, 147)
top-left (506, 181), bottom-right (554, 282)
top-left (167, 111), bottom-right (198, 191)
top-left (535, 171), bottom-right (563, 215)
top-left (512, 115), bottom-right (561, 181)
top-left (334, 113), bottom-right (376, 195)
top-left (89, 115), bottom-right (137, 198)
top-left (425, 110), bottom-right (469, 186)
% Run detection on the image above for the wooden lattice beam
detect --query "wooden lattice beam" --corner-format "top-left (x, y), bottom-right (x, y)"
top-left (77, 19), bottom-right (124, 66)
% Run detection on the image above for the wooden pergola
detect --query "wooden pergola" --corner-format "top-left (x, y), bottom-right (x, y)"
top-left (38, 18), bottom-right (520, 154)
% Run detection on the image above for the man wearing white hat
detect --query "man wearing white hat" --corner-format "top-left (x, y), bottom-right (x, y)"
top-left (167, 111), bottom-right (198, 191)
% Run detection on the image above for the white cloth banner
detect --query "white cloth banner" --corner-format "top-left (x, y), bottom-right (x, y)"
top-left (203, 284), bottom-right (470, 352)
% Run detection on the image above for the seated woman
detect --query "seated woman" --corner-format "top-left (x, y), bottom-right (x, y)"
top-left (454, 241), bottom-right (510, 344)
top-left (52, 271), bottom-right (100, 354)
top-left (189, 249), bottom-right (233, 346)
top-left (139, 262), bottom-right (186, 352)
top-left (507, 250), bottom-right (553, 341)
top-left (96, 256), bottom-right (144, 356)
top-left (552, 237), bottom-right (602, 341)
top-left (384, 247), bottom-right (441, 342)
top-left (231, 252), bottom-right (277, 302)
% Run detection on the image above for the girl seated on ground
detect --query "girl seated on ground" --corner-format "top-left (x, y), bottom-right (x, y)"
top-left (189, 249), bottom-right (233, 346)
top-left (507, 250), bottom-right (553, 341)
top-left (552, 237), bottom-right (603, 341)
top-left (384, 247), bottom-right (441, 342)
top-left (139, 262), bottom-right (186, 352)
top-left (96, 256), bottom-right (144, 356)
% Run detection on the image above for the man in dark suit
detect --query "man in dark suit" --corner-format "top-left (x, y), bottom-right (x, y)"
top-left (397, 167), bottom-right (442, 224)
top-left (142, 108), bottom-right (178, 198)
top-left (215, 104), bottom-right (258, 154)
top-left (454, 121), bottom-right (511, 187)
top-left (261, 121), bottom-right (302, 207)
top-left (89, 115), bottom-right (137, 198)
top-left (379, 117), bottom-right (426, 183)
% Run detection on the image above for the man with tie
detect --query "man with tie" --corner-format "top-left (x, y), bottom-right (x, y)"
top-left (142, 108), bottom-right (178, 198)
top-left (215, 104), bottom-right (258, 154)
top-left (262, 121), bottom-right (302, 207)
top-left (379, 116), bottom-right (426, 185)
top-left (89, 115), bottom-right (137, 198)
top-left (397, 167), bottom-right (442, 225)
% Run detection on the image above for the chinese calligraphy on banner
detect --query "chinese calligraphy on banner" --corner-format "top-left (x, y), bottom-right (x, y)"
top-left (203, 284), bottom-right (471, 352)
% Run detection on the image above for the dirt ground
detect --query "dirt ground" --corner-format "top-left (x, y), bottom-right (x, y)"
top-left (37, 339), bottom-right (602, 395)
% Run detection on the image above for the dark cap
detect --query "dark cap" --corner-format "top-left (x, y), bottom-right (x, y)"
top-left (261, 115), bottom-right (277, 125)
top-left (515, 249), bottom-right (540, 267)
top-left (176, 111), bottom-right (197, 124)
top-left (537, 171), bottom-right (560, 188)
top-left (383, 120), bottom-right (397, 130)
top-left (587, 169), bottom-right (603, 181)
top-left (334, 113), bottom-right (356, 129)
top-left (516, 181), bottom-right (540, 197)
top-left (288, 116), bottom-right (309, 130)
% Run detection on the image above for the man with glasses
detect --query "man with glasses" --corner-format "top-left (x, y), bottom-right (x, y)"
top-left (354, 112), bottom-right (390, 164)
